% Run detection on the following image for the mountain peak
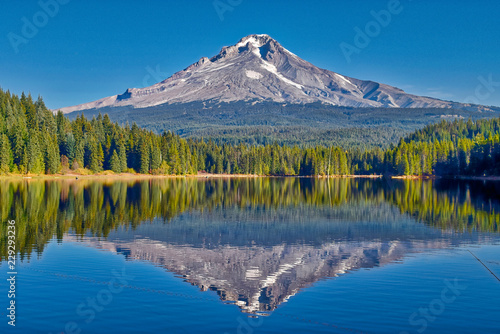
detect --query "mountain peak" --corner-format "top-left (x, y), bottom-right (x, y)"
top-left (210, 34), bottom-right (281, 62)
top-left (236, 34), bottom-right (275, 47)
top-left (56, 34), bottom-right (492, 114)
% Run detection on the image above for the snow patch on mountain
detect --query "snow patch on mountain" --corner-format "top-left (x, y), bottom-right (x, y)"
top-left (335, 73), bottom-right (354, 87)
top-left (245, 70), bottom-right (263, 79)
top-left (260, 61), bottom-right (304, 90)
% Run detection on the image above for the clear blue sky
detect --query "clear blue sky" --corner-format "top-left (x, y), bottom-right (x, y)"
top-left (1, 0), bottom-right (499, 109)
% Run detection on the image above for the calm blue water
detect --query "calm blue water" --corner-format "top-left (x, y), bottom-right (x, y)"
top-left (1, 178), bottom-right (499, 333)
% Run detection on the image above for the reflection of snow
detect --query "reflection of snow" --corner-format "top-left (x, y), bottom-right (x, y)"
top-left (245, 267), bottom-right (261, 279)
top-left (65, 234), bottom-right (457, 315)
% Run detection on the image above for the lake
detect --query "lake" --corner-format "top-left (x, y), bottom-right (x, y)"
top-left (1, 177), bottom-right (499, 333)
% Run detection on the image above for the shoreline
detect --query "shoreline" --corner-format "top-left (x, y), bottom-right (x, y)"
top-left (0, 173), bottom-right (382, 180)
top-left (390, 175), bottom-right (438, 180)
top-left (1, 173), bottom-right (499, 181)
top-left (0, 173), bottom-right (257, 180)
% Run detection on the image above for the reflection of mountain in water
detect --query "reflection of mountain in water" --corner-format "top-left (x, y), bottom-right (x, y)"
top-left (72, 202), bottom-right (496, 315)
top-left (2, 177), bottom-right (499, 314)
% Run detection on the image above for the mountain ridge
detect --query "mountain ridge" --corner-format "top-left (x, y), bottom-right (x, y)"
top-left (56, 34), bottom-right (495, 114)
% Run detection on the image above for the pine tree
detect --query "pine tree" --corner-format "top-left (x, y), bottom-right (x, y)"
top-left (339, 150), bottom-right (349, 175)
top-left (97, 143), bottom-right (104, 171)
top-left (118, 143), bottom-right (127, 172)
top-left (139, 138), bottom-right (150, 174)
top-left (403, 155), bottom-right (411, 175)
top-left (26, 131), bottom-right (44, 174)
top-left (0, 134), bottom-right (13, 173)
top-left (150, 141), bottom-right (162, 171)
top-left (89, 141), bottom-right (104, 172)
top-left (110, 150), bottom-right (121, 173)
top-left (23, 93), bottom-right (38, 130)
top-left (74, 139), bottom-right (85, 169)
top-left (10, 121), bottom-right (26, 167)
top-left (215, 152), bottom-right (223, 174)
top-left (168, 141), bottom-right (180, 174)
top-left (4, 101), bottom-right (15, 131)
top-left (44, 132), bottom-right (60, 174)
top-left (64, 133), bottom-right (76, 163)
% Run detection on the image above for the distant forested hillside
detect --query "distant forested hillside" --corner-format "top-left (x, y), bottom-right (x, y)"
top-left (62, 101), bottom-right (499, 148)
top-left (351, 117), bottom-right (500, 176)
top-left (1, 88), bottom-right (499, 177)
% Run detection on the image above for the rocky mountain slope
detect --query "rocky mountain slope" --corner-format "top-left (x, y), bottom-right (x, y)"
top-left (57, 34), bottom-right (492, 114)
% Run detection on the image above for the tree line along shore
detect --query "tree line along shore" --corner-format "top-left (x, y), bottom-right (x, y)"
top-left (0, 88), bottom-right (499, 178)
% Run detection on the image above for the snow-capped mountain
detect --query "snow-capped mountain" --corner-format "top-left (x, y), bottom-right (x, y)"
top-left (57, 34), bottom-right (487, 114)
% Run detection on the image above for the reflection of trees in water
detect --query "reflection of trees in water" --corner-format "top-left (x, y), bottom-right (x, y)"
top-left (0, 178), bottom-right (499, 260)
top-left (387, 179), bottom-right (500, 233)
